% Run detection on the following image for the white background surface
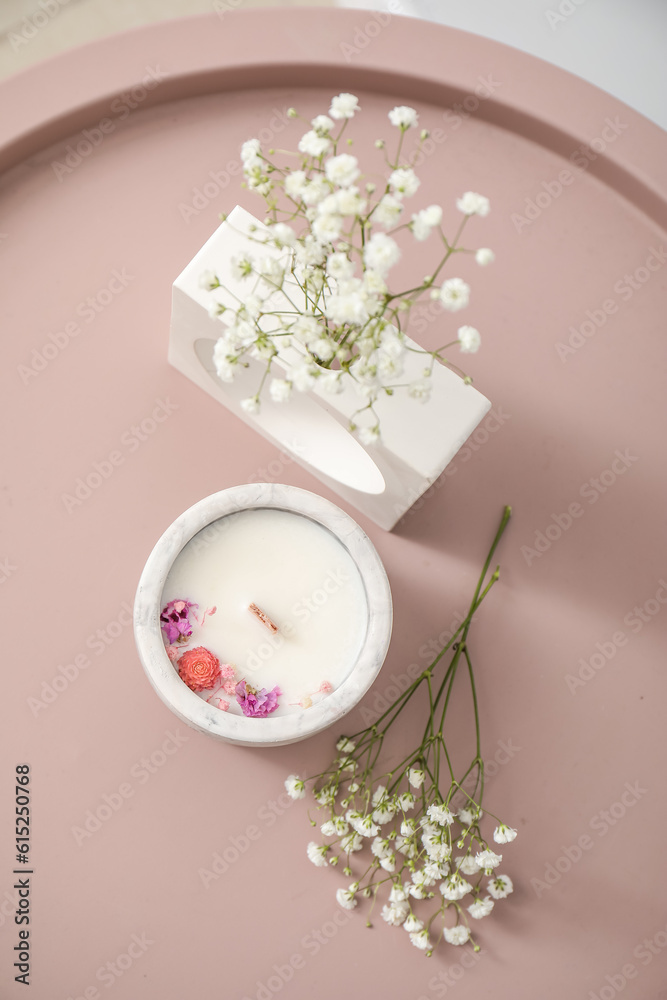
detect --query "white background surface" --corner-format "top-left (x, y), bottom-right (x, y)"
top-left (338, 0), bottom-right (667, 132)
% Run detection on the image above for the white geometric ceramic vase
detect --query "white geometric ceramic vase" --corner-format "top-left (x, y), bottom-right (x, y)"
top-left (169, 206), bottom-right (491, 530)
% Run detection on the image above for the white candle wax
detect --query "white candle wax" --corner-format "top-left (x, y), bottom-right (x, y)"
top-left (160, 507), bottom-right (369, 717)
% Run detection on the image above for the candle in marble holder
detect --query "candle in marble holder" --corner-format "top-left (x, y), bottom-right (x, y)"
top-left (134, 485), bottom-right (392, 746)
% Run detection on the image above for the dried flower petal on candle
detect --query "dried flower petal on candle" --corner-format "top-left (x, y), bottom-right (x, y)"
top-left (177, 646), bottom-right (221, 692)
top-left (220, 664), bottom-right (236, 680)
top-left (319, 681), bottom-right (333, 694)
top-left (160, 599), bottom-right (198, 644)
top-left (235, 679), bottom-right (281, 718)
top-left (165, 645), bottom-right (181, 662)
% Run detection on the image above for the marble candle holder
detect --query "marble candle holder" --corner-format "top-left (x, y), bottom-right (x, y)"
top-left (133, 484), bottom-right (393, 747)
top-left (169, 206), bottom-right (492, 531)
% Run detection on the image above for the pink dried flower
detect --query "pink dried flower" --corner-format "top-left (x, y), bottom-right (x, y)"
top-left (235, 679), bottom-right (281, 718)
top-left (220, 664), bottom-right (236, 680)
top-left (165, 645), bottom-right (181, 662)
top-left (160, 599), bottom-right (197, 644)
top-left (319, 680), bottom-right (333, 693)
top-left (222, 680), bottom-right (237, 695)
top-left (177, 646), bottom-right (221, 692)
top-left (217, 699), bottom-right (230, 712)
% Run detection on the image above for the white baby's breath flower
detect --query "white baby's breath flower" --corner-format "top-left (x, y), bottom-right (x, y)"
top-left (457, 807), bottom-right (479, 827)
top-left (291, 362), bottom-right (318, 393)
top-left (389, 883), bottom-right (409, 903)
top-left (336, 886), bottom-right (358, 910)
top-left (357, 425), bottom-right (380, 446)
top-left (371, 784), bottom-right (387, 806)
top-left (408, 380), bottom-right (431, 403)
top-left (240, 138), bottom-right (261, 163)
top-left (291, 314), bottom-right (321, 343)
top-left (207, 301), bottom-right (224, 319)
top-left (381, 901), bottom-right (409, 927)
top-left (336, 737), bottom-right (356, 753)
top-left (398, 792), bottom-right (415, 811)
top-left (456, 191), bottom-right (490, 216)
top-left (456, 855), bottom-right (481, 876)
top-left (428, 803), bottom-right (455, 826)
top-left (213, 348), bottom-right (238, 384)
top-left (325, 153), bottom-right (360, 188)
top-left (333, 186), bottom-right (366, 216)
top-left (404, 914), bottom-right (424, 933)
top-left (319, 371), bottom-right (344, 394)
top-left (493, 824), bottom-right (518, 844)
top-left (424, 860), bottom-right (448, 882)
top-left (468, 896), bottom-right (494, 919)
top-left (301, 176), bottom-right (330, 206)
top-left (271, 223), bottom-right (297, 247)
top-left (326, 252), bottom-right (355, 281)
top-left (458, 325), bottom-right (481, 354)
top-left (487, 874), bottom-right (513, 899)
top-left (363, 232), bottom-right (401, 276)
top-left (329, 93), bottom-right (360, 119)
top-left (298, 130), bottom-right (331, 158)
top-left (284, 775), bottom-right (305, 799)
top-left (440, 277), bottom-right (470, 311)
top-left (340, 832), bottom-right (363, 853)
top-left (325, 289), bottom-right (370, 327)
top-left (307, 842), bottom-right (329, 867)
top-left (269, 378), bottom-right (292, 403)
top-left (373, 194), bottom-right (403, 228)
top-left (362, 269), bottom-right (388, 298)
top-left (411, 204), bottom-right (443, 241)
top-left (389, 106), bottom-right (419, 129)
top-left (257, 257), bottom-right (285, 288)
top-left (230, 253), bottom-right (253, 280)
top-left (320, 820), bottom-right (337, 837)
top-left (408, 768), bottom-right (425, 788)
top-left (377, 352), bottom-right (403, 379)
top-left (371, 837), bottom-right (392, 860)
top-left (440, 875), bottom-right (473, 901)
top-left (313, 213), bottom-right (344, 245)
top-left (380, 855), bottom-right (396, 872)
top-left (306, 336), bottom-right (334, 363)
top-left (240, 396), bottom-right (260, 415)
top-left (389, 167), bottom-right (420, 199)
top-left (357, 815), bottom-right (379, 837)
top-left (475, 849), bottom-right (502, 871)
top-left (199, 270), bottom-right (219, 291)
top-left (312, 114), bottom-right (334, 134)
top-left (424, 840), bottom-right (452, 866)
top-left (241, 294), bottom-right (263, 320)
top-left (443, 925), bottom-right (470, 946)
top-left (410, 929), bottom-right (432, 951)
top-left (407, 883), bottom-right (425, 900)
top-left (284, 170), bottom-right (308, 200)
top-left (475, 247), bottom-right (495, 266)
top-left (294, 236), bottom-right (326, 268)
top-left (396, 835), bottom-right (418, 859)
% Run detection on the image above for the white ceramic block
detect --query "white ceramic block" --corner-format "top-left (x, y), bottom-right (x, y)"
top-left (169, 206), bottom-right (491, 530)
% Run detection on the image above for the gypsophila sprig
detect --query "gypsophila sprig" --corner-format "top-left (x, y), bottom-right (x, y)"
top-left (284, 507), bottom-right (516, 957)
top-left (201, 94), bottom-right (494, 443)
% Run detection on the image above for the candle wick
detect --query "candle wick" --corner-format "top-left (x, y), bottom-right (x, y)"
top-left (248, 603), bottom-right (279, 634)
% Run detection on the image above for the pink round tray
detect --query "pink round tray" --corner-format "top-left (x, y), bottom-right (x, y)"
top-left (1, 9), bottom-right (666, 999)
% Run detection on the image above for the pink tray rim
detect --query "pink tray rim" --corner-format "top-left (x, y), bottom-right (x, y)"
top-left (1, 7), bottom-right (666, 232)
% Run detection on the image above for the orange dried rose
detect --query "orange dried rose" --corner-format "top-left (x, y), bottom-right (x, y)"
top-left (177, 646), bottom-right (221, 692)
